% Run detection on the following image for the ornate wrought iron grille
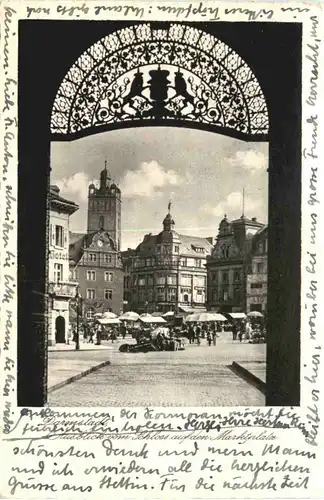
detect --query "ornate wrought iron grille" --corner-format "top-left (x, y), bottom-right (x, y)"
top-left (51, 24), bottom-right (269, 139)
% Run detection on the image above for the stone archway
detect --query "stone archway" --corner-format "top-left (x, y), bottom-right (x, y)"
top-left (18, 20), bottom-right (301, 407)
top-left (49, 22), bottom-right (270, 400)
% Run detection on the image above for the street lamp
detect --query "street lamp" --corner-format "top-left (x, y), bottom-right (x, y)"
top-left (75, 286), bottom-right (81, 351)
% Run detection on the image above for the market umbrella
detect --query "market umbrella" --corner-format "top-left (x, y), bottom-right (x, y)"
top-left (119, 311), bottom-right (140, 321)
top-left (186, 312), bottom-right (226, 322)
top-left (97, 318), bottom-right (120, 325)
top-left (247, 311), bottom-right (263, 318)
top-left (102, 311), bottom-right (118, 319)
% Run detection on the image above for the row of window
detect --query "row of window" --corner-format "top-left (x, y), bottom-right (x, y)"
top-left (87, 253), bottom-right (112, 263)
top-left (210, 264), bottom-right (265, 283)
top-left (210, 288), bottom-right (241, 302)
top-left (218, 242), bottom-right (268, 258)
top-left (132, 274), bottom-right (206, 286)
top-left (134, 257), bottom-right (203, 268)
top-left (211, 271), bottom-right (241, 283)
top-left (86, 289), bottom-right (113, 300)
top-left (70, 269), bottom-right (114, 281)
top-left (135, 291), bottom-right (204, 303)
top-left (86, 270), bottom-right (114, 282)
top-left (89, 199), bottom-right (116, 211)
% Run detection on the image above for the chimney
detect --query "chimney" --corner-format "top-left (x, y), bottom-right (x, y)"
top-left (252, 217), bottom-right (257, 222)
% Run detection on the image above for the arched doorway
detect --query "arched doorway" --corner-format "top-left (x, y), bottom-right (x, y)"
top-left (55, 315), bottom-right (66, 343)
top-left (19, 20), bottom-right (301, 407)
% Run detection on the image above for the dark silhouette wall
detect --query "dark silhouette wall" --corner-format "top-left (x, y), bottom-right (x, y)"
top-left (18, 21), bottom-right (301, 406)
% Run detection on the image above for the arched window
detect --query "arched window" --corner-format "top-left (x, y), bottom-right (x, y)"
top-left (99, 216), bottom-right (104, 229)
top-left (183, 294), bottom-right (189, 303)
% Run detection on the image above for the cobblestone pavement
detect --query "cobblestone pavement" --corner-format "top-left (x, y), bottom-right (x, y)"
top-left (48, 341), bottom-right (266, 407)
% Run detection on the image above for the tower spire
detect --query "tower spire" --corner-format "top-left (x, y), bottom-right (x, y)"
top-left (168, 199), bottom-right (172, 213)
top-left (100, 159), bottom-right (110, 190)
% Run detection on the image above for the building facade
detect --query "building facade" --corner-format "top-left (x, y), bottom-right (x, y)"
top-left (246, 226), bottom-right (268, 313)
top-left (206, 214), bottom-right (265, 313)
top-left (121, 248), bottom-right (136, 311)
top-left (48, 186), bottom-right (79, 345)
top-left (128, 208), bottom-right (213, 314)
top-left (69, 163), bottom-right (124, 320)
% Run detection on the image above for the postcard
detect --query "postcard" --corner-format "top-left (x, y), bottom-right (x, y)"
top-left (1, 1), bottom-right (323, 498)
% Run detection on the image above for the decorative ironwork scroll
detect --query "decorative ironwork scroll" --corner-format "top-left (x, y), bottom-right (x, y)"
top-left (51, 24), bottom-right (269, 139)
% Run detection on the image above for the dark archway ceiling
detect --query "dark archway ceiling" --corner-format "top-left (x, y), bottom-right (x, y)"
top-left (50, 23), bottom-right (269, 142)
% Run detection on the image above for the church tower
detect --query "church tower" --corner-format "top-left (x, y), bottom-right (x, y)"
top-left (87, 161), bottom-right (121, 250)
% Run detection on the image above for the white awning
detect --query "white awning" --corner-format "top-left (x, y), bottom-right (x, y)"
top-left (228, 312), bottom-right (246, 319)
top-left (139, 316), bottom-right (166, 324)
top-left (179, 306), bottom-right (206, 314)
top-left (186, 312), bottom-right (227, 322)
top-left (97, 318), bottom-right (120, 325)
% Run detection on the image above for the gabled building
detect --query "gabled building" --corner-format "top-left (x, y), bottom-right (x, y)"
top-left (128, 206), bottom-right (213, 314)
top-left (69, 162), bottom-right (124, 319)
top-left (206, 214), bottom-right (265, 313)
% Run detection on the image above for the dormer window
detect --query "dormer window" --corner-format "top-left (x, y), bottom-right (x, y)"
top-left (192, 245), bottom-right (204, 253)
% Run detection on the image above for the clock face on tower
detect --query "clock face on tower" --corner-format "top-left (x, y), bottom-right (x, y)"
top-left (97, 240), bottom-right (103, 247)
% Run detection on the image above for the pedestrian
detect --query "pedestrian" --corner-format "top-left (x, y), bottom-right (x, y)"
top-left (232, 323), bottom-right (237, 341)
top-left (88, 327), bottom-right (94, 343)
top-left (188, 325), bottom-right (194, 344)
top-left (110, 329), bottom-right (117, 343)
top-left (120, 322), bottom-right (127, 339)
top-left (212, 329), bottom-right (217, 346)
top-left (207, 330), bottom-right (212, 346)
top-left (245, 320), bottom-right (252, 340)
top-left (195, 325), bottom-right (201, 345)
top-left (238, 322), bottom-right (244, 343)
top-left (96, 326), bottom-right (102, 345)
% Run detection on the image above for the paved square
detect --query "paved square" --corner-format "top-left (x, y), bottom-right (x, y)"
top-left (48, 340), bottom-right (266, 407)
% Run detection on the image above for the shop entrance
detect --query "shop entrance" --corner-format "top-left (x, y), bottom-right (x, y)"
top-left (55, 315), bottom-right (66, 343)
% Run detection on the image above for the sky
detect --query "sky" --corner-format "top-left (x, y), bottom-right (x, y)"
top-left (51, 127), bottom-right (268, 250)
